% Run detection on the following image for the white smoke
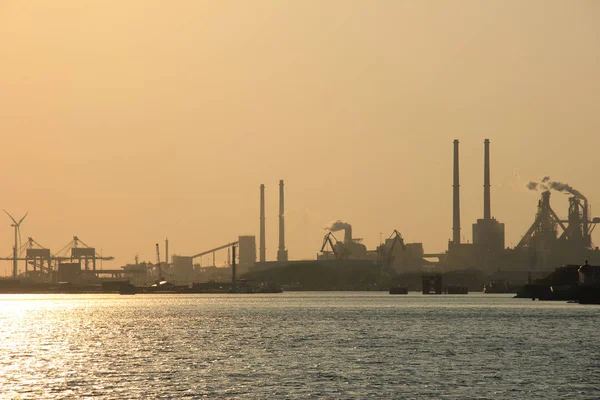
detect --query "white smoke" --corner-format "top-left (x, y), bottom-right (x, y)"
top-left (526, 176), bottom-right (586, 200)
top-left (324, 220), bottom-right (351, 232)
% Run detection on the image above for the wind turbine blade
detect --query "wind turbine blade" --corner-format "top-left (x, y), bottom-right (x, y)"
top-left (18, 212), bottom-right (28, 225)
top-left (3, 210), bottom-right (17, 225)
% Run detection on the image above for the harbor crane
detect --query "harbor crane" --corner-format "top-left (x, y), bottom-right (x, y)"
top-left (320, 232), bottom-right (347, 260)
top-left (0, 236), bottom-right (50, 277)
top-left (377, 230), bottom-right (406, 269)
top-left (1, 236), bottom-right (115, 278)
top-left (53, 236), bottom-right (114, 271)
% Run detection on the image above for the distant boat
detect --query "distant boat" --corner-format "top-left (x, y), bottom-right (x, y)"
top-left (148, 279), bottom-right (177, 293)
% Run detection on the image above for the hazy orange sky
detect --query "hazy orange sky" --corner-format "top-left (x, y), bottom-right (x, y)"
top-left (1, 1), bottom-right (599, 274)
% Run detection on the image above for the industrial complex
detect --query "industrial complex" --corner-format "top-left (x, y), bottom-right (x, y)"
top-left (2, 139), bottom-right (599, 292)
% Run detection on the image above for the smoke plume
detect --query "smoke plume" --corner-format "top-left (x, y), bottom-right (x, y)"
top-left (325, 220), bottom-right (352, 232)
top-left (526, 176), bottom-right (586, 200)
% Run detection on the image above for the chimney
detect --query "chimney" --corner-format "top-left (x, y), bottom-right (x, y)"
top-left (484, 139), bottom-right (491, 220)
top-left (453, 139), bottom-right (461, 244)
top-left (344, 226), bottom-right (353, 244)
top-left (165, 238), bottom-right (169, 265)
top-left (277, 180), bottom-right (288, 262)
top-left (259, 184), bottom-right (266, 263)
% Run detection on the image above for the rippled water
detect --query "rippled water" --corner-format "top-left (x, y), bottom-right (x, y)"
top-left (0, 292), bottom-right (599, 399)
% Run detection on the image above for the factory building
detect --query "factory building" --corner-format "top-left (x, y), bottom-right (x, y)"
top-left (447, 138), bottom-right (600, 276)
top-left (238, 235), bottom-right (256, 273)
top-left (172, 255), bottom-right (194, 284)
top-left (514, 190), bottom-right (600, 270)
top-left (257, 180), bottom-right (288, 266)
top-left (471, 139), bottom-right (505, 254)
top-left (472, 220), bottom-right (505, 252)
top-left (254, 180), bottom-right (428, 273)
top-left (447, 139), bottom-right (506, 271)
top-left (386, 241), bottom-right (425, 271)
top-left (169, 138), bottom-right (600, 288)
top-left (318, 223), bottom-right (370, 261)
top-left (316, 223), bottom-right (427, 272)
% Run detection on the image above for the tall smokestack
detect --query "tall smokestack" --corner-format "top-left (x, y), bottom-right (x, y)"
top-left (165, 238), bottom-right (169, 265)
top-left (484, 139), bottom-right (491, 220)
top-left (344, 226), bottom-right (353, 244)
top-left (259, 184), bottom-right (266, 263)
top-left (452, 139), bottom-right (461, 244)
top-left (277, 179), bottom-right (288, 262)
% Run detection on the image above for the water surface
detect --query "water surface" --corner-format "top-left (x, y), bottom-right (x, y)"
top-left (0, 292), bottom-right (598, 399)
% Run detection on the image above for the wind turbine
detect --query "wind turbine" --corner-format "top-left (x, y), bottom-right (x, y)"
top-left (3, 210), bottom-right (28, 278)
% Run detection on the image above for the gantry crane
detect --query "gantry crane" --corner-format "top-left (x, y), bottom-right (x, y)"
top-left (53, 236), bottom-right (115, 271)
top-left (377, 230), bottom-right (406, 269)
top-left (1, 236), bottom-right (115, 277)
top-left (320, 231), bottom-right (347, 260)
